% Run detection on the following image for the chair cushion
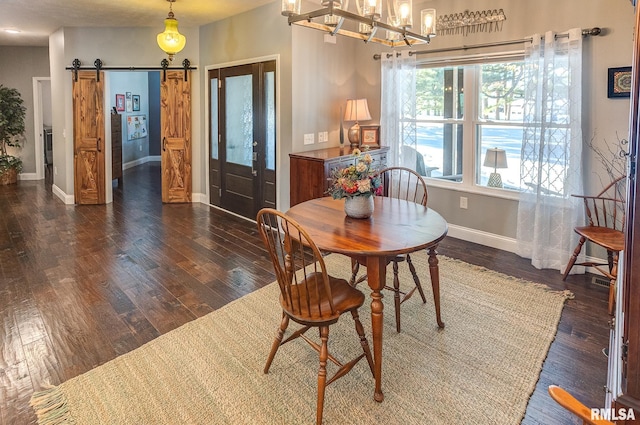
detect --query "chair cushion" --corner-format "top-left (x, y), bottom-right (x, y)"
top-left (574, 226), bottom-right (625, 252)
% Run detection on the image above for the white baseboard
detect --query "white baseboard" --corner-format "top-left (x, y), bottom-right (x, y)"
top-left (447, 224), bottom-right (517, 253)
top-left (192, 193), bottom-right (207, 203)
top-left (123, 157), bottom-right (148, 170)
top-left (123, 156), bottom-right (161, 170)
top-left (447, 223), bottom-right (604, 274)
top-left (52, 184), bottom-right (74, 204)
top-left (18, 172), bottom-right (38, 181)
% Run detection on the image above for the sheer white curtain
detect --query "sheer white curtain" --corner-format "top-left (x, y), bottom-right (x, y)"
top-left (516, 29), bottom-right (585, 272)
top-left (380, 50), bottom-right (417, 168)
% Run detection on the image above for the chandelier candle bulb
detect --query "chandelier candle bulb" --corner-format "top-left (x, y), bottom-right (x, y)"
top-left (421, 9), bottom-right (436, 37)
top-left (282, 0), bottom-right (301, 15)
top-left (397, 0), bottom-right (413, 27)
top-left (363, 0), bottom-right (382, 19)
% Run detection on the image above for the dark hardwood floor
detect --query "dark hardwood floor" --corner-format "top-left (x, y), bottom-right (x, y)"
top-left (0, 162), bottom-right (609, 424)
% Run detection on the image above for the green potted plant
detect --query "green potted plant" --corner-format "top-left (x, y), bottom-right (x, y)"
top-left (0, 85), bottom-right (26, 185)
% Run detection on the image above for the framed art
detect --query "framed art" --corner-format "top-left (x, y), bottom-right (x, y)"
top-left (608, 66), bottom-right (632, 98)
top-left (132, 95), bottom-right (140, 111)
top-left (115, 94), bottom-right (125, 111)
top-left (127, 115), bottom-right (148, 140)
top-left (125, 92), bottom-right (133, 112)
top-left (360, 125), bottom-right (380, 148)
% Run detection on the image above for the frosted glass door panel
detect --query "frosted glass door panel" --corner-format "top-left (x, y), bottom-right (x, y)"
top-left (225, 75), bottom-right (253, 166)
top-left (265, 71), bottom-right (275, 170)
top-left (210, 78), bottom-right (218, 160)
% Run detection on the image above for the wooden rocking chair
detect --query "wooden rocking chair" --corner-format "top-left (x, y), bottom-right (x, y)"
top-left (562, 176), bottom-right (626, 315)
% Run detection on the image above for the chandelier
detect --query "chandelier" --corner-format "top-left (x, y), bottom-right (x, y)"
top-left (281, 0), bottom-right (436, 47)
top-left (157, 0), bottom-right (186, 62)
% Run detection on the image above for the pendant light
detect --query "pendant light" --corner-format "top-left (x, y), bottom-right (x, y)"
top-left (157, 0), bottom-right (186, 62)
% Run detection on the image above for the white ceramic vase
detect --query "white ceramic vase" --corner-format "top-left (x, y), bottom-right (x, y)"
top-left (344, 195), bottom-right (374, 219)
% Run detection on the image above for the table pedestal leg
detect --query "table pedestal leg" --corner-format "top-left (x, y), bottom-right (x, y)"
top-left (367, 257), bottom-right (386, 402)
top-left (428, 247), bottom-right (445, 329)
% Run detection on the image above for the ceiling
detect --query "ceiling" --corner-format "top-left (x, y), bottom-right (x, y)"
top-left (0, 0), bottom-right (275, 47)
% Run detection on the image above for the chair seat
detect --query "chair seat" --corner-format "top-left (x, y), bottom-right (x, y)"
top-left (574, 226), bottom-right (625, 252)
top-left (282, 273), bottom-right (366, 325)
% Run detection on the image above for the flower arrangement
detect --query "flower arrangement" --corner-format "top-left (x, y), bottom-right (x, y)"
top-left (327, 148), bottom-right (382, 199)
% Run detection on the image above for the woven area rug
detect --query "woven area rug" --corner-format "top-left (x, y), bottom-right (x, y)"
top-left (31, 253), bottom-right (572, 425)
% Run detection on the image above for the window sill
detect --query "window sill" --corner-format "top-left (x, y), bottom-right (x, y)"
top-left (424, 178), bottom-right (521, 202)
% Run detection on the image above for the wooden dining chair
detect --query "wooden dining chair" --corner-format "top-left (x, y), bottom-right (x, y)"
top-left (548, 385), bottom-right (615, 425)
top-left (256, 208), bottom-right (374, 425)
top-left (562, 176), bottom-right (626, 315)
top-left (349, 166), bottom-right (429, 333)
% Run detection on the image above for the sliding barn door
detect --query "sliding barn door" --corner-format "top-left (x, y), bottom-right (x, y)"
top-left (161, 70), bottom-right (192, 203)
top-left (73, 70), bottom-right (105, 205)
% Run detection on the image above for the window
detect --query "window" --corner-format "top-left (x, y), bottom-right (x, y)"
top-left (414, 57), bottom-right (527, 191)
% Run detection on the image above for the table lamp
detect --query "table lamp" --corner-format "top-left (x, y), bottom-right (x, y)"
top-left (483, 147), bottom-right (508, 188)
top-left (344, 98), bottom-right (372, 148)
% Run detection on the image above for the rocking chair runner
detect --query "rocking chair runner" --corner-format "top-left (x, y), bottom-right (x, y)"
top-left (349, 166), bottom-right (429, 333)
top-left (256, 208), bottom-right (374, 425)
top-left (548, 386), bottom-right (615, 425)
top-left (562, 176), bottom-right (626, 315)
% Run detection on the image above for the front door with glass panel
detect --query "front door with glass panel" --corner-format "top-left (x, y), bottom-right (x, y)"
top-left (209, 61), bottom-right (276, 219)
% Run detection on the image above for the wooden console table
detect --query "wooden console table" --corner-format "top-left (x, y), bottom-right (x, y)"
top-left (289, 146), bottom-right (389, 206)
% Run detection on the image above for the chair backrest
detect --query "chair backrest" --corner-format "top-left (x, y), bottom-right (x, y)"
top-left (576, 175), bottom-right (626, 231)
top-left (256, 208), bottom-right (337, 320)
top-left (401, 145), bottom-right (426, 176)
top-left (377, 166), bottom-right (428, 206)
top-left (548, 385), bottom-right (615, 425)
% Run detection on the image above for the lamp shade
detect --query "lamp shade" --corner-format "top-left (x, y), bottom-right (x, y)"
top-left (344, 98), bottom-right (372, 122)
top-left (483, 148), bottom-right (508, 169)
top-left (157, 15), bottom-right (186, 61)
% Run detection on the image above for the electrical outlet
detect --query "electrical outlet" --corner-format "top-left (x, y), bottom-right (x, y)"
top-left (322, 131), bottom-right (328, 143)
top-left (318, 131), bottom-right (329, 143)
top-left (303, 133), bottom-right (314, 145)
top-left (139, 145), bottom-right (142, 152)
top-left (460, 196), bottom-right (468, 209)
top-left (54, 166), bottom-right (57, 175)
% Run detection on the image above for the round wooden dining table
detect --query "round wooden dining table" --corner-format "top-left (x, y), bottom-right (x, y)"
top-left (286, 196), bottom-right (448, 403)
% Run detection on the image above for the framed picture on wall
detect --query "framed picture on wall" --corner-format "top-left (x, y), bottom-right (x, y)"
top-left (115, 94), bottom-right (125, 112)
top-left (608, 66), bottom-right (632, 98)
top-left (132, 95), bottom-right (140, 111)
top-left (360, 125), bottom-right (380, 148)
top-left (125, 92), bottom-right (133, 112)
